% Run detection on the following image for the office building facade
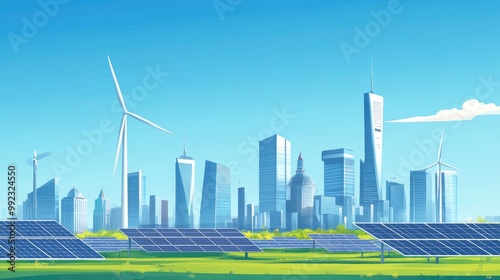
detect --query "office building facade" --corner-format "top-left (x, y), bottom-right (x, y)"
top-left (93, 189), bottom-right (110, 232)
top-left (410, 170), bottom-right (434, 222)
top-left (61, 187), bottom-right (87, 234)
top-left (200, 161), bottom-right (231, 228)
top-left (175, 148), bottom-right (196, 228)
top-left (128, 170), bottom-right (142, 228)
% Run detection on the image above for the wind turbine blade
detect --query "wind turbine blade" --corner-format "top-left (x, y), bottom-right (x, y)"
top-left (437, 129), bottom-right (444, 162)
top-left (441, 162), bottom-right (459, 171)
top-left (421, 162), bottom-right (438, 170)
top-left (127, 112), bottom-right (174, 135)
top-left (108, 56), bottom-right (128, 112)
top-left (37, 151), bottom-right (52, 160)
top-left (113, 116), bottom-right (126, 175)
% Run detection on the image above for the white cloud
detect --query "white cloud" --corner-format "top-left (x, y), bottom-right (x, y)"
top-left (388, 99), bottom-right (500, 123)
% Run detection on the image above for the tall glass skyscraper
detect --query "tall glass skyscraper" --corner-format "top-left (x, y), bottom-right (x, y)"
top-left (439, 170), bottom-right (458, 222)
top-left (61, 187), bottom-right (87, 234)
top-left (360, 91), bottom-right (384, 220)
top-left (23, 178), bottom-right (59, 222)
top-left (128, 170), bottom-right (142, 228)
top-left (200, 161), bottom-right (231, 228)
top-left (161, 200), bottom-right (168, 228)
top-left (175, 146), bottom-right (196, 228)
top-left (238, 187), bottom-right (246, 230)
top-left (259, 134), bottom-right (291, 227)
top-left (93, 189), bottom-right (110, 232)
top-left (322, 148), bottom-right (355, 229)
top-left (287, 153), bottom-right (315, 230)
top-left (410, 170), bottom-right (434, 222)
top-left (386, 181), bottom-right (406, 222)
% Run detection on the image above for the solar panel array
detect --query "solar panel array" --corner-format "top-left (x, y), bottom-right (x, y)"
top-left (0, 221), bottom-right (104, 260)
top-left (82, 238), bottom-right (142, 252)
top-left (251, 236), bottom-right (313, 249)
top-left (309, 234), bottom-right (382, 252)
top-left (119, 228), bottom-right (261, 253)
top-left (355, 223), bottom-right (500, 256)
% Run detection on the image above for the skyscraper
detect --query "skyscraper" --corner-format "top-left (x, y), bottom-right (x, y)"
top-left (128, 170), bottom-right (142, 228)
top-left (360, 89), bottom-right (384, 220)
top-left (23, 178), bottom-right (59, 222)
top-left (259, 134), bottom-right (291, 228)
top-left (161, 200), bottom-right (168, 228)
top-left (246, 204), bottom-right (256, 232)
top-left (149, 195), bottom-right (157, 227)
top-left (200, 161), bottom-right (231, 228)
top-left (238, 187), bottom-right (246, 230)
top-left (175, 144), bottom-right (196, 228)
top-left (61, 187), bottom-right (87, 234)
top-left (386, 181), bottom-right (406, 222)
top-left (93, 189), bottom-right (110, 232)
top-left (287, 153), bottom-right (315, 230)
top-left (110, 207), bottom-right (121, 230)
top-left (439, 170), bottom-right (458, 223)
top-left (410, 170), bottom-right (434, 222)
top-left (322, 148), bottom-right (355, 229)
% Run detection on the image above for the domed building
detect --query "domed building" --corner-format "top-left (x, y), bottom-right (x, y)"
top-left (286, 153), bottom-right (315, 230)
top-left (61, 187), bottom-right (87, 234)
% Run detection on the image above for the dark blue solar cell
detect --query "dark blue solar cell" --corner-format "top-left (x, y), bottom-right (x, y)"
top-left (138, 229), bottom-right (162, 237)
top-left (151, 238), bottom-right (171, 245)
top-left (467, 224), bottom-right (500, 239)
top-left (228, 238), bottom-right (254, 246)
top-left (427, 224), bottom-right (485, 239)
top-left (201, 245), bottom-right (224, 252)
top-left (176, 245), bottom-right (203, 252)
top-left (198, 229), bottom-right (222, 237)
top-left (6, 239), bottom-right (49, 259)
top-left (237, 245), bottom-right (261, 252)
top-left (120, 229), bottom-right (145, 237)
top-left (156, 229), bottom-right (183, 237)
top-left (190, 238), bottom-right (214, 245)
top-left (383, 224), bottom-right (447, 239)
top-left (142, 245), bottom-right (162, 252)
top-left (410, 240), bottom-right (457, 256)
top-left (36, 221), bottom-right (74, 237)
top-left (30, 239), bottom-right (77, 258)
top-left (131, 238), bottom-right (155, 246)
top-left (383, 240), bottom-right (430, 256)
top-left (219, 245), bottom-right (241, 252)
top-left (355, 223), bottom-right (404, 239)
top-left (177, 229), bottom-right (204, 237)
top-left (166, 238), bottom-right (195, 245)
top-left (57, 239), bottom-right (103, 258)
top-left (159, 246), bottom-right (179, 252)
top-left (209, 237), bottom-right (233, 245)
top-left (15, 221), bottom-right (50, 237)
top-left (470, 240), bottom-right (500, 255)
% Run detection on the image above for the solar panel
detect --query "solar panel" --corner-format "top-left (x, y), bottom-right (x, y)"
top-left (308, 234), bottom-right (383, 252)
top-left (355, 223), bottom-right (500, 257)
top-left (0, 220), bottom-right (104, 260)
top-left (82, 238), bottom-right (142, 252)
top-left (120, 228), bottom-right (262, 253)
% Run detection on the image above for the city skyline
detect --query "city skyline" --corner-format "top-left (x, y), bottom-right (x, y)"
top-left (3, 1), bottom-right (500, 227)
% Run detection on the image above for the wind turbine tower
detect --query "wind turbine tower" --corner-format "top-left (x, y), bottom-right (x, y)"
top-left (421, 130), bottom-right (458, 223)
top-left (28, 150), bottom-right (52, 220)
top-left (108, 56), bottom-right (174, 229)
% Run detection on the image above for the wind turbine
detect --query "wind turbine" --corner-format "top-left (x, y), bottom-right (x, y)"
top-left (108, 56), bottom-right (173, 228)
top-left (26, 150), bottom-right (52, 220)
top-left (421, 129), bottom-right (458, 223)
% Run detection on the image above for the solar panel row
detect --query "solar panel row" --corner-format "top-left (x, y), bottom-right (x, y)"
top-left (0, 221), bottom-right (74, 237)
top-left (82, 238), bottom-right (142, 252)
top-left (0, 238), bottom-right (103, 259)
top-left (355, 223), bottom-right (500, 257)
top-left (120, 228), bottom-right (261, 253)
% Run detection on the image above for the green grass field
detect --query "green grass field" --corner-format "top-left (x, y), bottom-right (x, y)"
top-left (2, 250), bottom-right (500, 280)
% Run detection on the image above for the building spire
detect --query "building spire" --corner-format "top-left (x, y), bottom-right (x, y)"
top-left (183, 130), bottom-right (187, 157)
top-left (371, 58), bottom-right (374, 93)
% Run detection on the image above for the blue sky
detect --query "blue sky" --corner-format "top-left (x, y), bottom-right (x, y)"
top-left (2, 0), bottom-right (500, 226)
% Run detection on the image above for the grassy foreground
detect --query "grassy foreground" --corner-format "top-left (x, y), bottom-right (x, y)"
top-left (2, 251), bottom-right (500, 279)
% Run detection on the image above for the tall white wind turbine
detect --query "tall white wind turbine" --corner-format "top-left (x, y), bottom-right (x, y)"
top-left (421, 129), bottom-right (458, 223)
top-left (108, 56), bottom-right (173, 228)
top-left (27, 150), bottom-right (52, 220)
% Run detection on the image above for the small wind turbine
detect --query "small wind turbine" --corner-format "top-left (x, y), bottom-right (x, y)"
top-left (108, 56), bottom-right (174, 229)
top-left (26, 150), bottom-right (52, 220)
top-left (421, 129), bottom-right (458, 223)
